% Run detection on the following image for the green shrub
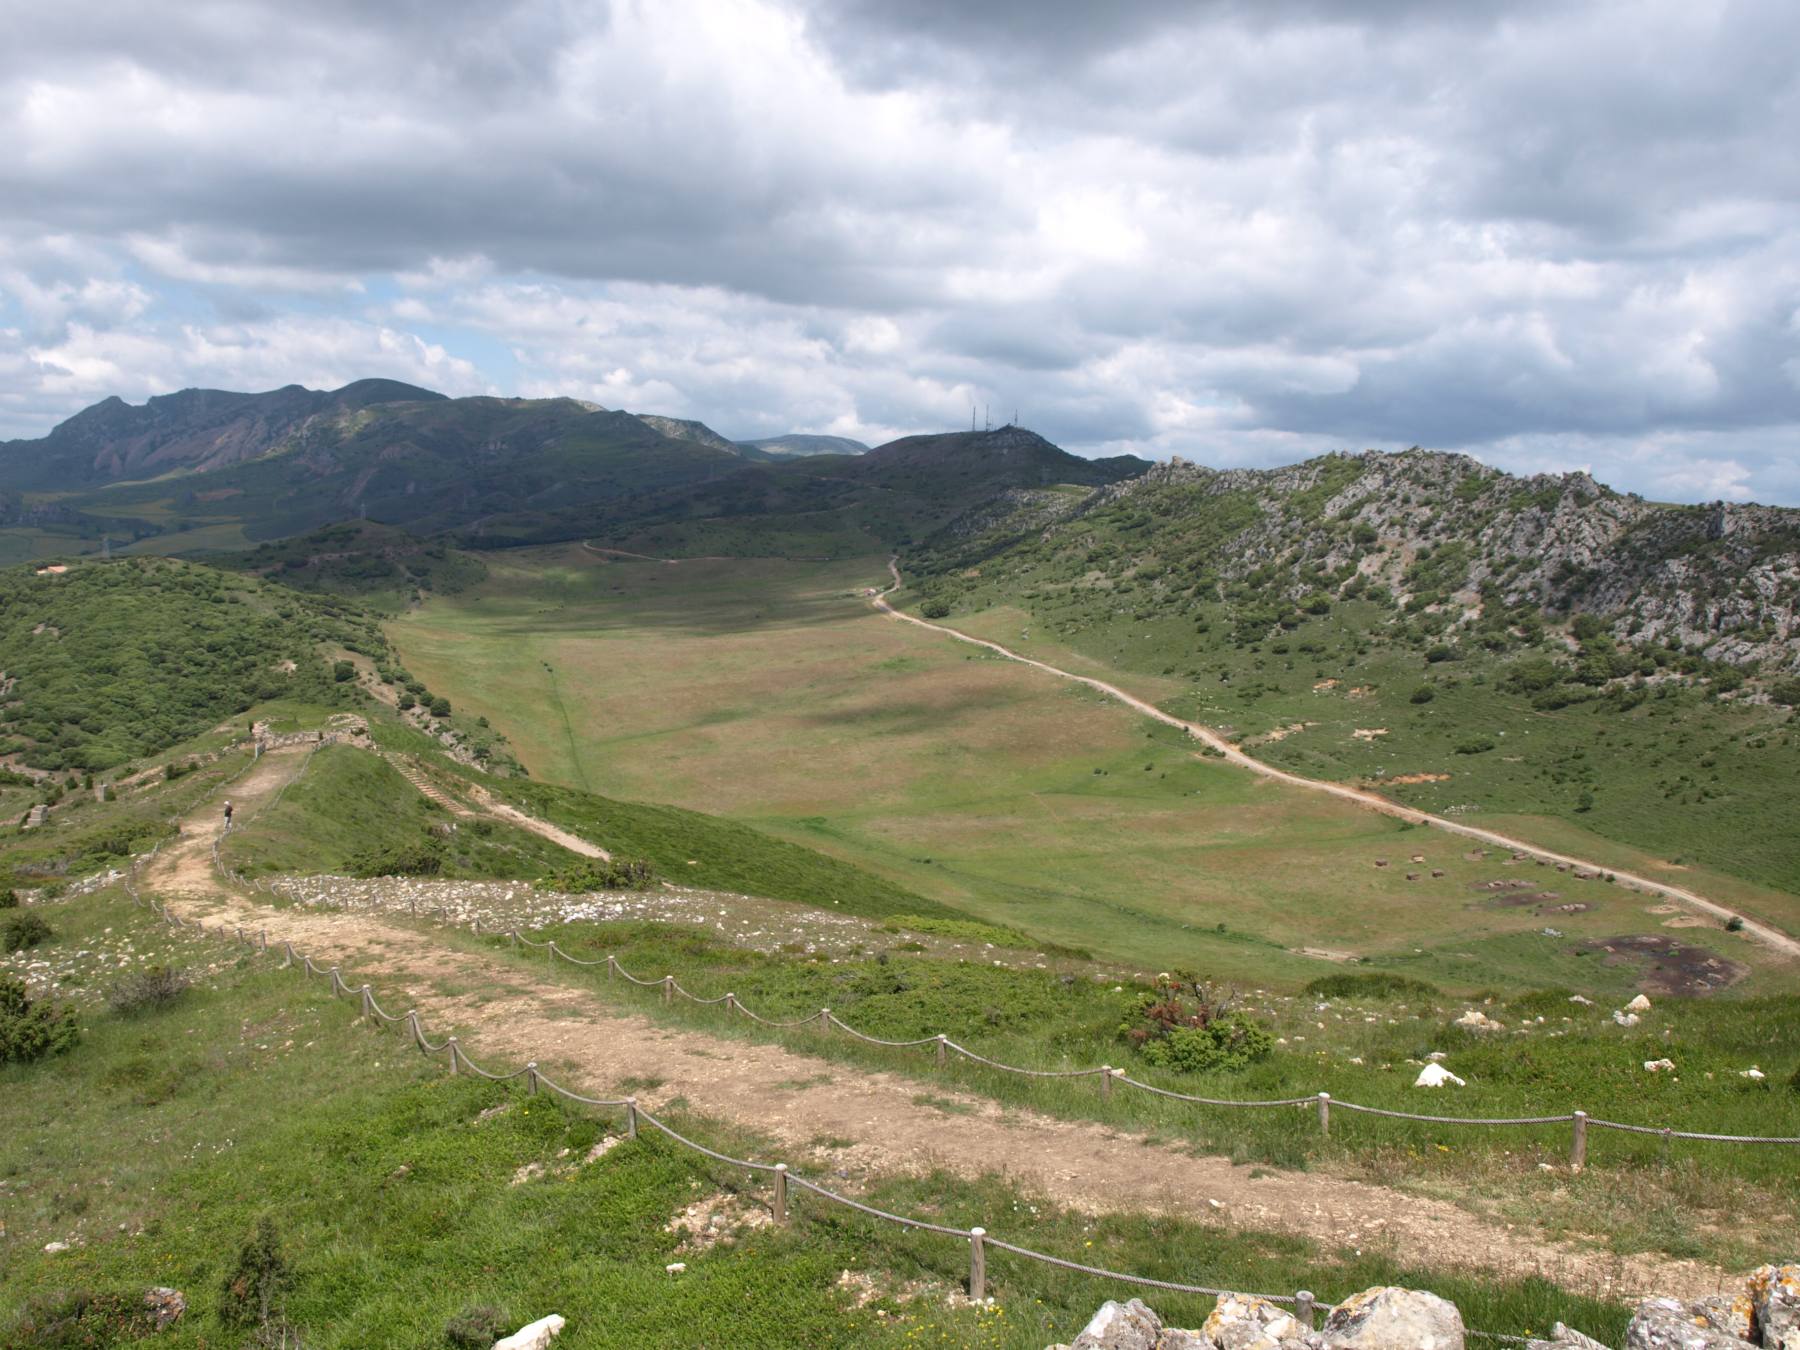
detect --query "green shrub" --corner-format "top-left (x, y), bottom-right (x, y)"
top-left (429, 696), bottom-right (452, 717)
top-left (4, 1289), bottom-right (159, 1345)
top-left (397, 692), bottom-right (417, 711)
top-left (346, 840), bottom-right (444, 878)
top-left (542, 858), bottom-right (655, 892)
top-left (1409, 685), bottom-right (1436, 704)
top-left (445, 1305), bottom-right (511, 1348)
top-left (1118, 978), bottom-right (1273, 1074)
top-left (0, 887), bottom-right (16, 909)
top-left (1455, 737), bottom-right (1496, 755)
top-left (3, 911), bottom-right (53, 951)
top-left (1302, 972), bottom-right (1438, 1000)
top-left (218, 1215), bottom-right (292, 1330)
top-left (920, 599), bottom-right (951, 619)
top-left (1140, 1020), bottom-right (1274, 1073)
top-left (333, 659), bottom-right (356, 682)
top-left (0, 973), bottom-right (78, 1063)
top-left (106, 963), bottom-right (190, 1016)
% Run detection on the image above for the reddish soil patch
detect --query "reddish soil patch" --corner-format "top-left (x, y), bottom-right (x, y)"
top-left (1577, 934), bottom-right (1745, 996)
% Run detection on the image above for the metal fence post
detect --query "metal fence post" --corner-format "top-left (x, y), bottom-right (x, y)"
top-left (773, 1164), bottom-right (788, 1224)
top-left (663, 975), bottom-right (674, 1005)
top-left (968, 1227), bottom-right (987, 1302)
top-left (1100, 1066), bottom-right (1112, 1102)
top-left (1570, 1111), bottom-right (1588, 1170)
top-left (626, 1096), bottom-right (639, 1139)
top-left (1317, 1092), bottom-right (1331, 1135)
top-left (1296, 1291), bottom-right (1316, 1330)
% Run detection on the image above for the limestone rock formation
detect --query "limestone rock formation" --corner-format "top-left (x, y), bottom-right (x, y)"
top-left (1321, 1287), bottom-right (1464, 1349)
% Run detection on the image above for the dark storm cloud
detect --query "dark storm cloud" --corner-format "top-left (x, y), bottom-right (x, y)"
top-left (2, 0), bottom-right (1798, 502)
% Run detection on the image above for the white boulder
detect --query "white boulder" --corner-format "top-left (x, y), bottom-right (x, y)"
top-left (1454, 1010), bottom-right (1504, 1032)
top-left (1069, 1298), bottom-right (1163, 1350)
top-left (1643, 1058), bottom-right (1676, 1073)
top-left (1202, 1293), bottom-right (1309, 1349)
top-left (1414, 1063), bottom-right (1466, 1088)
top-left (494, 1314), bottom-right (566, 1350)
top-left (1624, 1296), bottom-right (1754, 1348)
top-left (1625, 994), bottom-right (1653, 1012)
top-left (1613, 1010), bottom-right (1642, 1027)
top-left (1321, 1286), bottom-right (1464, 1349)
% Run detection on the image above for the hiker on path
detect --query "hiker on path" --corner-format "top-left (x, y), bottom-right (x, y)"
top-left (222, 800), bottom-right (234, 831)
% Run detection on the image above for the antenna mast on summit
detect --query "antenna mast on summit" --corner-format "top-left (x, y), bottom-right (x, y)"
top-left (984, 403), bottom-right (991, 432)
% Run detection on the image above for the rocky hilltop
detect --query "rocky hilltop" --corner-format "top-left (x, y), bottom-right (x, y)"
top-left (932, 448), bottom-right (1800, 673)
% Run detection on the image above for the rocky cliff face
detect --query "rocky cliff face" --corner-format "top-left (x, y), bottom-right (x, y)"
top-left (950, 449), bottom-right (1800, 673)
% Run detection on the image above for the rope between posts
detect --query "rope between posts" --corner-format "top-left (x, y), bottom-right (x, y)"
top-left (1331, 1101), bottom-right (1577, 1127)
top-left (1585, 1118), bottom-right (1800, 1144)
top-left (826, 1014), bottom-right (940, 1047)
top-left (106, 891), bottom-right (1601, 1347)
top-left (784, 1174), bottom-right (971, 1238)
top-left (946, 1041), bottom-right (1105, 1078)
top-left (983, 1237), bottom-right (1282, 1301)
top-left (736, 1006), bottom-right (822, 1028)
top-left (1110, 1074), bottom-right (1318, 1109)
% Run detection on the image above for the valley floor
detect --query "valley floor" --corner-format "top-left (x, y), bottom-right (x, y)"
top-left (132, 743), bottom-right (1747, 1302)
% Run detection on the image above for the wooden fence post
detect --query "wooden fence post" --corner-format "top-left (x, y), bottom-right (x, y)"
top-left (361, 985), bottom-right (374, 1021)
top-left (773, 1164), bottom-right (788, 1224)
top-left (1570, 1111), bottom-right (1588, 1170)
top-left (968, 1228), bottom-right (987, 1302)
top-left (726, 993), bottom-right (737, 1016)
top-left (446, 1037), bottom-right (460, 1074)
top-left (606, 955), bottom-right (617, 980)
top-left (1296, 1291), bottom-right (1316, 1330)
top-left (1100, 1066), bottom-right (1112, 1102)
top-left (663, 975), bottom-right (674, 1005)
top-left (1317, 1092), bottom-right (1331, 1136)
top-left (526, 1062), bottom-right (539, 1096)
top-left (936, 1035), bottom-right (947, 1068)
top-left (626, 1097), bottom-right (639, 1139)
top-left (820, 1007), bottom-right (831, 1032)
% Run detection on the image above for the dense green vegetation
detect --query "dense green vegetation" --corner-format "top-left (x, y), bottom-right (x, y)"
top-left (215, 520), bottom-right (488, 610)
top-left (1, 887), bottom-right (1635, 1346)
top-left (0, 558), bottom-right (381, 772)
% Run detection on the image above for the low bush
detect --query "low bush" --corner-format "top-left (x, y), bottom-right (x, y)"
top-left (1302, 971), bottom-right (1439, 1000)
top-left (542, 858), bottom-right (655, 892)
top-left (0, 887), bottom-right (16, 908)
top-left (106, 963), bottom-right (191, 1017)
top-left (346, 840), bottom-right (444, 878)
top-left (218, 1215), bottom-right (292, 1331)
top-left (1118, 977), bottom-right (1273, 1074)
top-left (4, 1289), bottom-right (161, 1345)
top-left (445, 1305), bottom-right (511, 1348)
top-left (0, 972), bottom-right (78, 1063)
top-left (3, 911), bottom-right (53, 951)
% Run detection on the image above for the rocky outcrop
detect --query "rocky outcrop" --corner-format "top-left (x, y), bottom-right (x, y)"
top-left (493, 1313), bottom-right (565, 1350)
top-left (1321, 1287), bottom-right (1463, 1349)
top-left (1051, 1266), bottom-right (1800, 1350)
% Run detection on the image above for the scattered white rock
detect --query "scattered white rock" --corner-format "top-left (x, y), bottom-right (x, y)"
top-left (43, 1240), bottom-right (70, 1253)
top-left (1613, 1010), bottom-right (1642, 1027)
top-left (665, 1262), bottom-right (687, 1274)
top-left (1739, 1067), bottom-right (1766, 1081)
top-left (1069, 1297), bottom-right (1165, 1349)
top-left (1454, 1009), bottom-right (1504, 1032)
top-left (493, 1313), bottom-right (565, 1350)
top-left (1202, 1292), bottom-right (1308, 1349)
top-left (1625, 994), bottom-right (1653, 1013)
top-left (1643, 1059), bottom-right (1676, 1073)
top-left (1414, 1063), bottom-right (1466, 1088)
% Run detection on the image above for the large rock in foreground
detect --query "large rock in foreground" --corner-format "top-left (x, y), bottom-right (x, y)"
top-left (1322, 1287), bottom-right (1464, 1349)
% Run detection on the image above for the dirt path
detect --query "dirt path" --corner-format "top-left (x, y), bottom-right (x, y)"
top-left (873, 561), bottom-right (1800, 960)
top-left (140, 752), bottom-right (1732, 1303)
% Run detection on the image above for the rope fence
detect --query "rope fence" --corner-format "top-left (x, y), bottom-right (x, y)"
top-left (458, 935), bottom-right (1799, 1160)
top-left (112, 869), bottom-right (1572, 1344)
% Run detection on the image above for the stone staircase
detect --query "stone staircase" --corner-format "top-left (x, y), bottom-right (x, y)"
top-left (385, 754), bottom-right (475, 817)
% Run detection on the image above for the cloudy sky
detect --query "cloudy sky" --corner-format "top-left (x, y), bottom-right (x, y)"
top-left (3, 1), bottom-right (1799, 502)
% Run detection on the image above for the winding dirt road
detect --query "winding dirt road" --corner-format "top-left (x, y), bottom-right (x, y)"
top-left (138, 745), bottom-right (1736, 1302)
top-left (872, 561), bottom-right (1800, 960)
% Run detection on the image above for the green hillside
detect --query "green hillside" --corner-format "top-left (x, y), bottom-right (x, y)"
top-left (0, 558), bottom-right (381, 773)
